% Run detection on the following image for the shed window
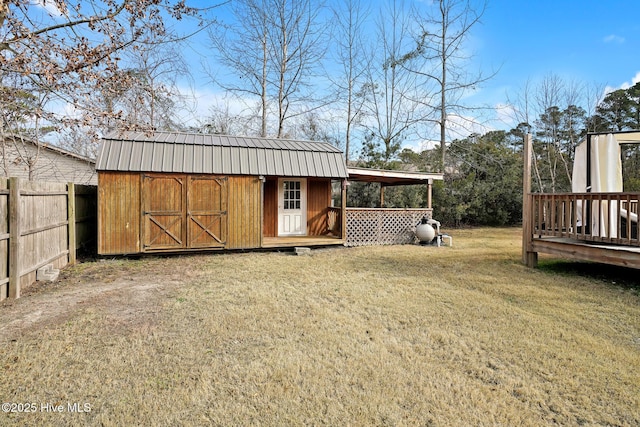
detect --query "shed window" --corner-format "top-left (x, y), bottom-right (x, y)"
top-left (283, 180), bottom-right (301, 210)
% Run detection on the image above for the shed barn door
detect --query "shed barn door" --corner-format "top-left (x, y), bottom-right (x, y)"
top-left (142, 174), bottom-right (185, 251)
top-left (187, 176), bottom-right (227, 248)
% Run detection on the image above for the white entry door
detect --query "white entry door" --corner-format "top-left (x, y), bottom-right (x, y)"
top-left (278, 178), bottom-right (307, 236)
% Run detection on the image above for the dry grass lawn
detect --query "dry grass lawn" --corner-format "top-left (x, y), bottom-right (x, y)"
top-left (0, 227), bottom-right (639, 426)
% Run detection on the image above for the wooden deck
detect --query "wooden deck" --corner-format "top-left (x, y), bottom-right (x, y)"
top-left (522, 133), bottom-right (640, 270)
top-left (531, 236), bottom-right (640, 269)
top-left (524, 190), bottom-right (640, 269)
top-left (262, 235), bottom-right (345, 248)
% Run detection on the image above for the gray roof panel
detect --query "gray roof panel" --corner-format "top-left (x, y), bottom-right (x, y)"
top-left (264, 149), bottom-right (275, 176)
top-left (203, 146), bottom-right (213, 173)
top-left (173, 144), bottom-right (184, 173)
top-left (315, 152), bottom-right (325, 177)
top-left (151, 143), bottom-right (163, 172)
top-left (221, 147), bottom-right (232, 175)
top-left (162, 144), bottom-right (173, 171)
top-left (193, 145), bottom-right (202, 173)
top-left (96, 131), bottom-right (347, 178)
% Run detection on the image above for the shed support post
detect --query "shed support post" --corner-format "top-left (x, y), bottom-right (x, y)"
top-left (380, 184), bottom-right (385, 207)
top-left (426, 179), bottom-right (433, 210)
top-left (259, 175), bottom-right (265, 248)
top-left (341, 179), bottom-right (348, 240)
top-left (9, 177), bottom-right (21, 298)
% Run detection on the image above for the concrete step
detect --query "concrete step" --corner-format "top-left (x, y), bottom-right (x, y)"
top-left (294, 247), bottom-right (311, 256)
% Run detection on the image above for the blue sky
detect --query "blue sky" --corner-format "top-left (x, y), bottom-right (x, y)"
top-left (34, 0), bottom-right (639, 148)
top-left (474, 0), bottom-right (640, 100)
top-left (182, 0), bottom-right (640, 147)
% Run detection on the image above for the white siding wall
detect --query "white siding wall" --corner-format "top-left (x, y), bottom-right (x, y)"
top-left (1, 141), bottom-right (96, 184)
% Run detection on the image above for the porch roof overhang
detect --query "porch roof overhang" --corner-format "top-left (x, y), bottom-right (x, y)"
top-left (347, 166), bottom-right (443, 186)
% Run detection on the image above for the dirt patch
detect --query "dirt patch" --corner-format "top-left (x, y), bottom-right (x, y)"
top-left (0, 254), bottom-right (210, 341)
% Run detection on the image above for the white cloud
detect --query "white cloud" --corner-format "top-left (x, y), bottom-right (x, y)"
top-left (446, 114), bottom-right (490, 139)
top-left (606, 71), bottom-right (640, 93)
top-left (494, 103), bottom-right (518, 127)
top-left (177, 86), bottom-right (253, 125)
top-left (400, 139), bottom-right (426, 152)
top-left (35, 0), bottom-right (65, 17)
top-left (400, 114), bottom-right (491, 153)
top-left (603, 34), bottom-right (625, 44)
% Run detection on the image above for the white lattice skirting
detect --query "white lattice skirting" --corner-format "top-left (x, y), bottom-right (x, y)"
top-left (345, 208), bottom-right (433, 247)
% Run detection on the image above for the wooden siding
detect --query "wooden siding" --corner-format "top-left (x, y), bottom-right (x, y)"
top-left (98, 172), bottom-right (141, 255)
top-left (263, 177), bottom-right (332, 238)
top-left (227, 176), bottom-right (262, 249)
top-left (0, 178), bottom-right (96, 299)
top-left (99, 172), bottom-right (335, 253)
top-left (263, 178), bottom-right (278, 237)
top-left (142, 174), bottom-right (186, 251)
top-left (20, 180), bottom-right (69, 288)
top-left (187, 176), bottom-right (227, 248)
top-left (307, 179), bottom-right (331, 236)
top-left (100, 172), bottom-right (262, 253)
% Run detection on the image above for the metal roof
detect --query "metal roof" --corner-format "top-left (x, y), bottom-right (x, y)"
top-left (96, 131), bottom-right (348, 178)
top-left (347, 167), bottom-right (443, 186)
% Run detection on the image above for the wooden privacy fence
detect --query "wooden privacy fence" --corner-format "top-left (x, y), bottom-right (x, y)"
top-left (0, 177), bottom-right (97, 300)
top-left (530, 192), bottom-right (640, 246)
top-left (345, 208), bottom-right (433, 246)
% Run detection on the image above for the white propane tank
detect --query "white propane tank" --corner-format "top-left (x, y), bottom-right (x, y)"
top-left (416, 222), bottom-right (436, 243)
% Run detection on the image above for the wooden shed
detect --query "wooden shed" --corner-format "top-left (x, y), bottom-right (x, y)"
top-left (95, 131), bottom-right (348, 255)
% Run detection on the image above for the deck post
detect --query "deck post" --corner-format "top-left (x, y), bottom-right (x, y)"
top-left (522, 134), bottom-right (538, 267)
top-left (426, 179), bottom-right (433, 210)
top-left (380, 184), bottom-right (385, 207)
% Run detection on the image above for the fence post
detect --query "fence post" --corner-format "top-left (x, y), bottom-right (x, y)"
top-left (68, 182), bottom-right (76, 265)
top-left (9, 177), bottom-right (21, 298)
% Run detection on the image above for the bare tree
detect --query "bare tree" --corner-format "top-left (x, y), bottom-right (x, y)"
top-left (1, 1), bottom-right (209, 125)
top-left (329, 0), bottom-right (371, 162)
top-left (198, 100), bottom-right (253, 136)
top-left (360, 0), bottom-right (423, 165)
top-left (114, 41), bottom-right (192, 131)
top-left (208, 0), bottom-right (271, 136)
top-left (509, 74), bottom-right (595, 192)
top-left (208, 0), bottom-right (327, 138)
top-left (0, 93), bottom-right (50, 179)
top-left (0, 0), bottom-right (214, 168)
top-left (583, 81), bottom-right (607, 132)
top-left (506, 78), bottom-right (546, 190)
top-left (534, 74), bottom-right (564, 192)
top-left (400, 0), bottom-right (491, 171)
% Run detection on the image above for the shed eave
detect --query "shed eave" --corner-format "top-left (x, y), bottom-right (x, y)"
top-left (347, 166), bottom-right (443, 185)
